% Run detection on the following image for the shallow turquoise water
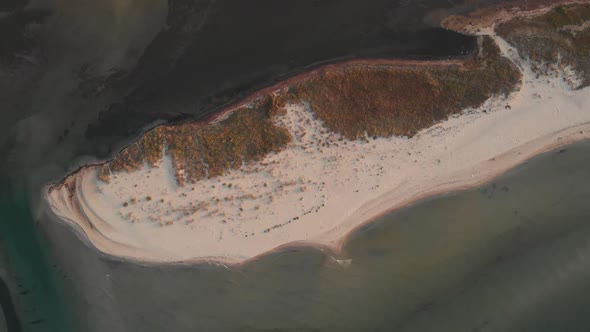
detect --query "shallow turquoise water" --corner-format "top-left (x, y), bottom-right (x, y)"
top-left (25, 139), bottom-right (590, 331)
top-left (0, 187), bottom-right (69, 331)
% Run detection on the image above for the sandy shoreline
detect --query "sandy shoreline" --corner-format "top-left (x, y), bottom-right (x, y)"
top-left (45, 122), bottom-right (590, 267)
top-left (329, 122), bottom-right (590, 250)
top-left (46, 13), bottom-right (590, 265)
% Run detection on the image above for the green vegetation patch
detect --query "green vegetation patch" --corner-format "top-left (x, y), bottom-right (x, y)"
top-left (292, 36), bottom-right (521, 139)
top-left (496, 4), bottom-right (590, 88)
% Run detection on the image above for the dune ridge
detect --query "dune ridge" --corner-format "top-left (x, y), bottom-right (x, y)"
top-left (46, 4), bottom-right (590, 264)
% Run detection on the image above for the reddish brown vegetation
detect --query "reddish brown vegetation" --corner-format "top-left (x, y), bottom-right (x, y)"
top-left (292, 36), bottom-right (521, 139)
top-left (98, 35), bottom-right (521, 185)
top-left (98, 95), bottom-right (291, 184)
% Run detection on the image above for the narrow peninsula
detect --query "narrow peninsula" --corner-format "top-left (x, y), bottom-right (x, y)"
top-left (47, 2), bottom-right (590, 264)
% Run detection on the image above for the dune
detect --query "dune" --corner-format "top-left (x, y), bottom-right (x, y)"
top-left (45, 6), bottom-right (590, 264)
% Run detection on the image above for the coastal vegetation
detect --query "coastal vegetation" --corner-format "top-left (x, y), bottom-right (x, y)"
top-left (99, 35), bottom-right (521, 185)
top-left (99, 95), bottom-right (292, 184)
top-left (496, 3), bottom-right (590, 88)
top-left (292, 35), bottom-right (520, 139)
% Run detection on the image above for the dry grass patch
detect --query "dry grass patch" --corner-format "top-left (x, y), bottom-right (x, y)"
top-left (496, 4), bottom-right (590, 88)
top-left (292, 36), bottom-right (520, 139)
top-left (98, 95), bottom-right (292, 185)
top-left (97, 36), bottom-right (522, 185)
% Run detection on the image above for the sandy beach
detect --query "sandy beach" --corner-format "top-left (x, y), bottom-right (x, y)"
top-left (46, 23), bottom-right (590, 264)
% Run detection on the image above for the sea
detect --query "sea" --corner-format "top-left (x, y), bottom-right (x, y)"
top-left (4, 0), bottom-right (590, 331)
top-left (26, 139), bottom-right (590, 332)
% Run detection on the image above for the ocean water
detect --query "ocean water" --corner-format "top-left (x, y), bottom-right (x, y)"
top-left (31, 139), bottom-right (590, 331)
top-left (0, 188), bottom-right (67, 331)
top-left (0, 1), bottom-right (494, 330)
top-left (0, 278), bottom-right (16, 332)
top-left (2, 1), bottom-right (588, 330)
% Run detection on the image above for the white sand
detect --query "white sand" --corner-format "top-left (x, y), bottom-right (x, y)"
top-left (46, 32), bottom-right (590, 264)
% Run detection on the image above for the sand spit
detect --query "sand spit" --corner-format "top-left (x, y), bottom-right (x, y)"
top-left (46, 28), bottom-right (590, 264)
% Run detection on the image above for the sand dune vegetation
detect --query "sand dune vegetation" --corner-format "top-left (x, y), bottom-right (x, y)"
top-left (99, 95), bottom-right (292, 185)
top-left (47, 3), bottom-right (590, 263)
top-left (496, 3), bottom-right (590, 88)
top-left (292, 36), bottom-right (520, 139)
top-left (99, 34), bottom-right (521, 185)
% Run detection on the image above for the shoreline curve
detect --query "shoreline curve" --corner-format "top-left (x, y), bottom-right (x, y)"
top-left (44, 1), bottom-right (590, 266)
top-left (43, 125), bottom-right (590, 267)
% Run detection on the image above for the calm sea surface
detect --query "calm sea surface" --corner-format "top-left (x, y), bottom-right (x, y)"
top-left (23, 139), bottom-right (590, 331)
top-left (2, 1), bottom-right (589, 331)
